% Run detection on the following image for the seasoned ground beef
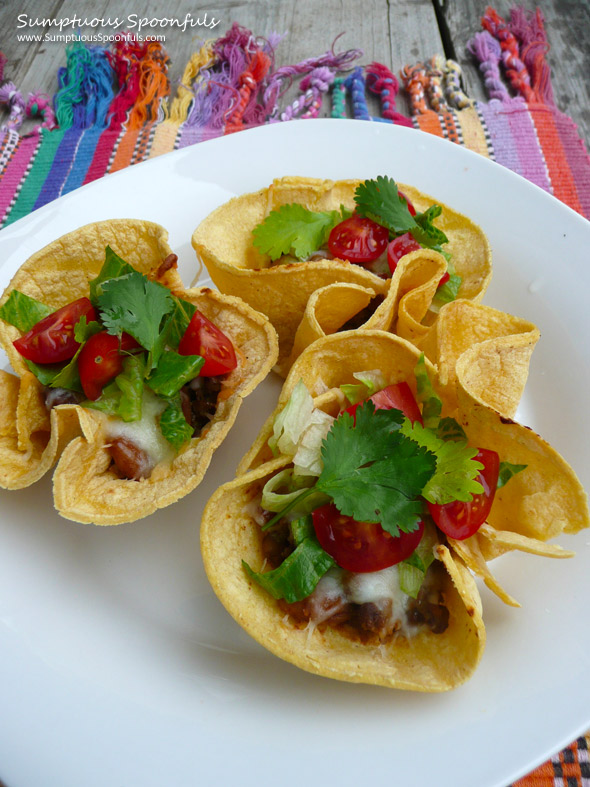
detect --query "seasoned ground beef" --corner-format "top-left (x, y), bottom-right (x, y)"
top-left (180, 375), bottom-right (224, 435)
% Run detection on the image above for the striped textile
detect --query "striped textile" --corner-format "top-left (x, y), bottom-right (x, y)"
top-left (0, 9), bottom-right (589, 787)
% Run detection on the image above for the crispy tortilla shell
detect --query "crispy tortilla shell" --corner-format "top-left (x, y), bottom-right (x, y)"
top-left (201, 460), bottom-right (486, 691)
top-left (0, 220), bottom-right (278, 523)
top-left (191, 177), bottom-right (492, 368)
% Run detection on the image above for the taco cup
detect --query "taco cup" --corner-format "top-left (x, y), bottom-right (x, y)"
top-left (0, 219), bottom-right (278, 524)
top-left (201, 331), bottom-right (588, 689)
top-left (191, 176), bottom-right (492, 371)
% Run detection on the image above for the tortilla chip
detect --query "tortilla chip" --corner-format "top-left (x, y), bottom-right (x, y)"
top-left (421, 299), bottom-right (540, 418)
top-left (201, 461), bottom-right (486, 691)
top-left (0, 220), bottom-right (278, 523)
top-left (285, 249), bottom-right (449, 372)
top-left (455, 343), bottom-right (590, 551)
top-left (191, 177), bottom-right (491, 369)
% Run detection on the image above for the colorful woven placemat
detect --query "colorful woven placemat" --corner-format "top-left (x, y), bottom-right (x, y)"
top-left (0, 6), bottom-right (589, 786)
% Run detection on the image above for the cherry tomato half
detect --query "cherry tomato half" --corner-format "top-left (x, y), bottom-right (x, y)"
top-left (78, 331), bottom-right (139, 401)
top-left (386, 233), bottom-right (421, 274)
top-left (313, 503), bottom-right (424, 572)
top-left (427, 448), bottom-right (500, 540)
top-left (345, 382), bottom-right (423, 425)
top-left (178, 310), bottom-right (237, 377)
top-left (398, 191), bottom-right (416, 216)
top-left (328, 215), bottom-right (389, 265)
top-left (13, 297), bottom-right (97, 364)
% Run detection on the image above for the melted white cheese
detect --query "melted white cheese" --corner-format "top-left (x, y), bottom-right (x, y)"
top-left (311, 565), bottom-right (413, 636)
top-left (105, 389), bottom-right (175, 467)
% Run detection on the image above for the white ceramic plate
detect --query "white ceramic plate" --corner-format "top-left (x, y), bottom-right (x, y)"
top-left (0, 120), bottom-right (588, 787)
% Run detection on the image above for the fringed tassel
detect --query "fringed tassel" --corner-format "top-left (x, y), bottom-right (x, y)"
top-left (262, 44), bottom-right (363, 122)
top-left (442, 60), bottom-right (473, 109)
top-left (467, 31), bottom-right (510, 101)
top-left (280, 66), bottom-right (334, 121)
top-left (400, 63), bottom-right (430, 114)
top-left (366, 63), bottom-right (413, 126)
top-left (0, 82), bottom-right (26, 130)
top-left (344, 67), bottom-right (370, 120)
top-left (205, 23), bottom-right (267, 133)
top-left (25, 93), bottom-right (57, 130)
top-left (509, 7), bottom-right (555, 105)
top-left (106, 36), bottom-right (168, 129)
top-left (125, 42), bottom-right (169, 128)
top-left (426, 56), bottom-right (448, 111)
top-left (331, 77), bottom-right (347, 118)
top-left (55, 44), bottom-right (115, 130)
top-left (224, 49), bottom-right (271, 132)
top-left (168, 42), bottom-right (215, 123)
top-left (482, 6), bottom-right (534, 101)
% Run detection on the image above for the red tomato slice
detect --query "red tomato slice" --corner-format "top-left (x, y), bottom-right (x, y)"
top-left (78, 331), bottom-right (138, 401)
top-left (438, 271), bottom-right (450, 287)
top-left (178, 310), bottom-right (237, 377)
top-left (386, 233), bottom-right (421, 274)
top-left (345, 382), bottom-right (423, 425)
top-left (13, 297), bottom-right (97, 364)
top-left (313, 503), bottom-right (424, 572)
top-left (398, 191), bottom-right (416, 216)
top-left (328, 215), bottom-right (389, 265)
top-left (427, 448), bottom-right (500, 540)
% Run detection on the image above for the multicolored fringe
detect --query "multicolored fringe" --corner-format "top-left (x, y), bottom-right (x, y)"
top-left (399, 7), bottom-right (590, 219)
top-left (0, 9), bottom-right (589, 231)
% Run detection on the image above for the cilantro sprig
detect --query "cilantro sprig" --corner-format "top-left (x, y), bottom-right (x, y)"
top-left (354, 176), bottom-right (449, 250)
top-left (252, 204), bottom-right (351, 261)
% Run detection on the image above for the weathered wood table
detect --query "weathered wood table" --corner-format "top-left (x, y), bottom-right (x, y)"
top-left (2, 0), bottom-right (589, 145)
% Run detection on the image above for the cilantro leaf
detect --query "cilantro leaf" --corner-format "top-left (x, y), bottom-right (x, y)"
top-left (354, 176), bottom-right (416, 234)
top-left (89, 246), bottom-right (135, 304)
top-left (252, 204), bottom-right (349, 261)
top-left (97, 271), bottom-right (174, 354)
top-left (317, 403), bottom-right (436, 537)
top-left (165, 296), bottom-right (197, 349)
top-left (401, 420), bottom-right (484, 504)
top-left (0, 290), bottom-right (52, 332)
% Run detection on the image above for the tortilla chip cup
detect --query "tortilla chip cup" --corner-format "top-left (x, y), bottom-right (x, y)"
top-left (201, 459), bottom-right (486, 691)
top-left (0, 219), bottom-right (278, 524)
top-left (191, 177), bottom-right (492, 370)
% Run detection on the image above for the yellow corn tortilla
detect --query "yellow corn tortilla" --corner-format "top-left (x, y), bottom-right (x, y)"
top-left (0, 220), bottom-right (278, 524)
top-left (191, 177), bottom-right (492, 370)
top-left (236, 331), bottom-right (588, 604)
top-left (201, 458), bottom-right (486, 691)
top-left (286, 248), bottom-right (448, 371)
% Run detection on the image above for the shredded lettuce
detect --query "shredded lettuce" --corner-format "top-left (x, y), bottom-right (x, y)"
top-left (414, 355), bottom-right (442, 429)
top-left (0, 290), bottom-right (52, 332)
top-left (148, 350), bottom-right (204, 398)
top-left (243, 515), bottom-right (335, 603)
top-left (341, 370), bottom-right (388, 405)
top-left (261, 468), bottom-right (329, 516)
top-left (399, 523), bottom-right (438, 598)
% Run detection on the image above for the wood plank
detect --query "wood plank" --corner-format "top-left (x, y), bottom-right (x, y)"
top-left (438, 0), bottom-right (590, 146)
